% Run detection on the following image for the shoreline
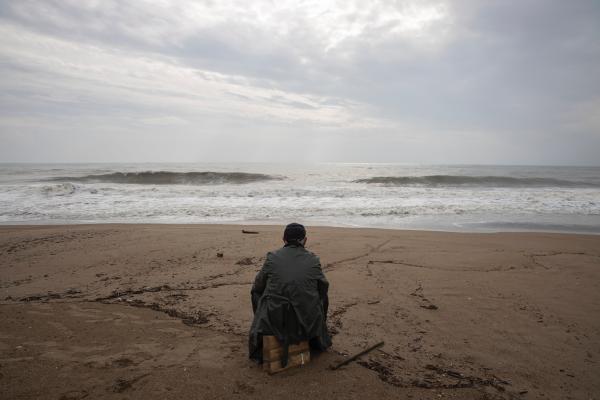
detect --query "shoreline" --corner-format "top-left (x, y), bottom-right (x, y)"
top-left (1, 223), bottom-right (599, 399)
top-left (1, 221), bottom-right (600, 236)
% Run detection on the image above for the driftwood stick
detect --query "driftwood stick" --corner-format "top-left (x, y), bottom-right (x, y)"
top-left (330, 341), bottom-right (384, 370)
top-left (242, 230), bottom-right (259, 234)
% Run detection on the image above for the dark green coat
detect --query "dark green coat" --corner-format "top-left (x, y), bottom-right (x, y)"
top-left (249, 243), bottom-right (331, 362)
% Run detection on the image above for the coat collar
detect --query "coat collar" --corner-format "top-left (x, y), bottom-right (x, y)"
top-left (284, 241), bottom-right (304, 248)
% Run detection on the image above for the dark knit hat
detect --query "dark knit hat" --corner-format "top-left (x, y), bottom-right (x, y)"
top-left (283, 222), bottom-right (306, 242)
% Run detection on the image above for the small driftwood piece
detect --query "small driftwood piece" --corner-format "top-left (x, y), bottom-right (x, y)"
top-left (242, 229), bottom-right (259, 234)
top-left (330, 341), bottom-right (384, 370)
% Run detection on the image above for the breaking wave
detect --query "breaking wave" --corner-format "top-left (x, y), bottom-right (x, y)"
top-left (354, 175), bottom-right (599, 188)
top-left (50, 171), bottom-right (284, 185)
top-left (40, 182), bottom-right (78, 196)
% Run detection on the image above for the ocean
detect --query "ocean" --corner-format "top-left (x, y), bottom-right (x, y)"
top-left (1, 163), bottom-right (599, 233)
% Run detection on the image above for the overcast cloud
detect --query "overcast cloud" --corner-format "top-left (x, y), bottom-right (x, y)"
top-left (0, 0), bottom-right (598, 164)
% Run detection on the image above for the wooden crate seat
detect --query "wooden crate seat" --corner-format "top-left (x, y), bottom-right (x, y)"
top-left (262, 336), bottom-right (310, 374)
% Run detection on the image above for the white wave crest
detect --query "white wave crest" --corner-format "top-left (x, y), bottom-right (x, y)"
top-left (40, 182), bottom-right (78, 196)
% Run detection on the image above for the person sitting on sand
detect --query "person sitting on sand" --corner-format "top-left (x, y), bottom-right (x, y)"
top-left (248, 223), bottom-right (331, 363)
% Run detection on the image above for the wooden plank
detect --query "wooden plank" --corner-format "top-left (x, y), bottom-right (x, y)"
top-left (264, 342), bottom-right (309, 362)
top-left (264, 350), bottom-right (311, 374)
top-left (262, 336), bottom-right (309, 353)
top-left (262, 335), bottom-right (280, 351)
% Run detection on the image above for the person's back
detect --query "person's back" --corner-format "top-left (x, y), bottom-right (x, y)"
top-left (248, 223), bottom-right (331, 363)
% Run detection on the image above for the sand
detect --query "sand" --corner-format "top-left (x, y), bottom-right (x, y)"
top-left (1, 224), bottom-right (599, 400)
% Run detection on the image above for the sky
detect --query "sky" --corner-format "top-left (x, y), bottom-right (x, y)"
top-left (0, 0), bottom-right (599, 164)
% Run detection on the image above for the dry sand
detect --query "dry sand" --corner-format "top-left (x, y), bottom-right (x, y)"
top-left (0, 224), bottom-right (599, 400)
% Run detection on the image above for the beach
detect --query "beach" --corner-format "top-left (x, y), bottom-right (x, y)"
top-left (1, 224), bottom-right (599, 400)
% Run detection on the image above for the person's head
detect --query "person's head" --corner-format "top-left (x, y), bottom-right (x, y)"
top-left (283, 222), bottom-right (307, 246)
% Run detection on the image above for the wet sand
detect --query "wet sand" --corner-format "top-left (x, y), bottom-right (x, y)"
top-left (1, 224), bottom-right (599, 399)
